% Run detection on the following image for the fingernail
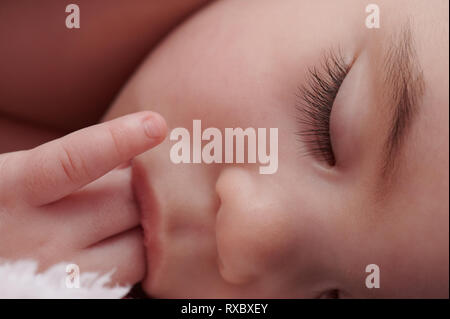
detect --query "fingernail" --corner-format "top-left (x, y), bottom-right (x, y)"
top-left (143, 113), bottom-right (166, 138)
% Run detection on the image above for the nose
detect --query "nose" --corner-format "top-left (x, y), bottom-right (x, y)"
top-left (215, 167), bottom-right (297, 285)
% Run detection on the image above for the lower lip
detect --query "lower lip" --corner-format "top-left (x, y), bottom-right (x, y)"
top-left (131, 159), bottom-right (162, 286)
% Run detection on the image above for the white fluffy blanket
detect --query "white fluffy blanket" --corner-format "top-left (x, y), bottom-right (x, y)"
top-left (0, 259), bottom-right (130, 298)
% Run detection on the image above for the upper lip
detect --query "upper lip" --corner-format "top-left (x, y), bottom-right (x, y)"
top-left (131, 159), bottom-right (146, 222)
top-left (131, 158), bottom-right (159, 237)
top-left (131, 158), bottom-right (162, 283)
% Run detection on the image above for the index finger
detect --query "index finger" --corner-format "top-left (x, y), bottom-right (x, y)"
top-left (11, 111), bottom-right (166, 206)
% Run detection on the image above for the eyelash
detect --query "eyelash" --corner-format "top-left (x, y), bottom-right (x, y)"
top-left (295, 51), bottom-right (349, 166)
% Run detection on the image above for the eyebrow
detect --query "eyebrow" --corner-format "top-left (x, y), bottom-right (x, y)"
top-left (380, 23), bottom-right (425, 178)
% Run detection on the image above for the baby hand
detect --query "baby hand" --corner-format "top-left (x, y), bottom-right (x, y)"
top-left (0, 111), bottom-right (166, 286)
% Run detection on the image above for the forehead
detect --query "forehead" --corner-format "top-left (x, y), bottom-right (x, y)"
top-left (142, 0), bottom-right (367, 124)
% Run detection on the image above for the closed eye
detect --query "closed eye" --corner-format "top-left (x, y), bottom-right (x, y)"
top-left (295, 50), bottom-right (350, 166)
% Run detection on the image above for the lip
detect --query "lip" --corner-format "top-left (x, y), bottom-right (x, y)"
top-left (131, 158), bottom-right (162, 287)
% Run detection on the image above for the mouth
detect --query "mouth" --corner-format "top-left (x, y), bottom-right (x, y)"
top-left (131, 158), bottom-right (162, 286)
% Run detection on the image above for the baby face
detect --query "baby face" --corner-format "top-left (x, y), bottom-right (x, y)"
top-left (105, 0), bottom-right (449, 298)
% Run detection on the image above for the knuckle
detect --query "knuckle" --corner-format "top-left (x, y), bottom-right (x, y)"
top-left (21, 150), bottom-right (53, 203)
top-left (58, 143), bottom-right (90, 184)
top-left (0, 154), bottom-right (9, 202)
top-left (0, 154), bottom-right (8, 181)
top-left (106, 124), bottom-right (126, 161)
top-left (0, 155), bottom-right (8, 206)
top-left (0, 152), bottom-right (25, 204)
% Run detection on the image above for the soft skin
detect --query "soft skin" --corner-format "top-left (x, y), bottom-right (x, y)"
top-left (105, 0), bottom-right (449, 298)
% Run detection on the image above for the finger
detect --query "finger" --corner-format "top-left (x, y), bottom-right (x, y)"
top-left (10, 111), bottom-right (166, 206)
top-left (43, 168), bottom-right (140, 247)
top-left (0, 153), bottom-right (9, 203)
top-left (117, 160), bottom-right (132, 170)
top-left (76, 228), bottom-right (146, 286)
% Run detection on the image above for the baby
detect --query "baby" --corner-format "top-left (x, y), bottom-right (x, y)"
top-left (1, 0), bottom-right (449, 298)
